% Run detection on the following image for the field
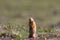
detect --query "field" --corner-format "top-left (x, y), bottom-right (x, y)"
top-left (0, 0), bottom-right (60, 40)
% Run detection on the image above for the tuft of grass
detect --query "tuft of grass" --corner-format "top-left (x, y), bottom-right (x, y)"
top-left (14, 35), bottom-right (20, 40)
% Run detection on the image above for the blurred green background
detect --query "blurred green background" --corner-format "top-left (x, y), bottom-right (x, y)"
top-left (0, 0), bottom-right (60, 25)
top-left (0, 0), bottom-right (60, 39)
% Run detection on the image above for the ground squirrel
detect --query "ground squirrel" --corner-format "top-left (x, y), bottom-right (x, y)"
top-left (29, 17), bottom-right (37, 38)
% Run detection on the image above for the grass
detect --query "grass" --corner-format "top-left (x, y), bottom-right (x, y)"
top-left (0, 23), bottom-right (58, 40)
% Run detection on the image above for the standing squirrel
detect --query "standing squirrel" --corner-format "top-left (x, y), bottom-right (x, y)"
top-left (29, 17), bottom-right (37, 38)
